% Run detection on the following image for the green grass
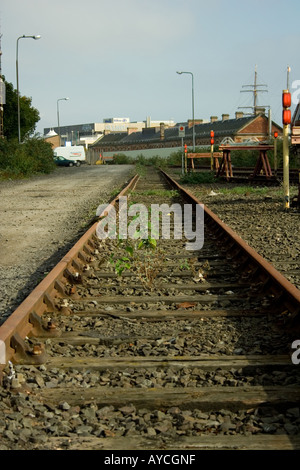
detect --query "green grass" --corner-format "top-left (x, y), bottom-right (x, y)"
top-left (216, 184), bottom-right (299, 198)
top-left (218, 186), bottom-right (271, 195)
top-left (180, 171), bottom-right (217, 184)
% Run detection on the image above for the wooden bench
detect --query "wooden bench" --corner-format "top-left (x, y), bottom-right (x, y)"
top-left (187, 152), bottom-right (222, 171)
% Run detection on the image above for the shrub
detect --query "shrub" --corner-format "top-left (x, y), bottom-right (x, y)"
top-left (134, 154), bottom-right (148, 166)
top-left (0, 136), bottom-right (55, 178)
top-left (112, 154), bottom-right (132, 164)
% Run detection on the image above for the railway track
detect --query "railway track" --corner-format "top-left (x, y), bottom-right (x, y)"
top-left (191, 165), bottom-right (300, 185)
top-left (1, 167), bottom-right (300, 450)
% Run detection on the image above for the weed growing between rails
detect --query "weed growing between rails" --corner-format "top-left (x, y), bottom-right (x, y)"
top-left (179, 258), bottom-right (211, 283)
top-left (98, 202), bottom-right (169, 291)
top-left (109, 234), bottom-right (166, 291)
top-left (95, 196), bottom-right (205, 290)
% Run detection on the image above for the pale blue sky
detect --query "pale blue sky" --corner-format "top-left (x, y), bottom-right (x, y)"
top-left (1, 0), bottom-right (299, 134)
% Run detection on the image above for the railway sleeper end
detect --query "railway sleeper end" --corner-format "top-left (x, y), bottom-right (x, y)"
top-left (72, 258), bottom-right (86, 274)
top-left (29, 311), bottom-right (61, 338)
top-left (55, 279), bottom-right (79, 298)
top-left (78, 250), bottom-right (97, 267)
top-left (10, 332), bottom-right (48, 365)
top-left (64, 267), bottom-right (83, 284)
top-left (281, 306), bottom-right (300, 333)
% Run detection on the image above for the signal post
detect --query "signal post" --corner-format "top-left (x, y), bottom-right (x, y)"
top-left (282, 88), bottom-right (291, 209)
top-left (273, 131), bottom-right (278, 175)
top-left (210, 131), bottom-right (214, 170)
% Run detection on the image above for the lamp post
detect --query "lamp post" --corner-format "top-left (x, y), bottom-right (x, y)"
top-left (176, 71), bottom-right (195, 151)
top-left (16, 35), bottom-right (41, 143)
top-left (57, 97), bottom-right (69, 144)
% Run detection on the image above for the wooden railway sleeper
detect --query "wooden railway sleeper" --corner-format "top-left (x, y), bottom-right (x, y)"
top-left (88, 236), bottom-right (97, 247)
top-left (225, 245), bottom-right (243, 261)
top-left (63, 267), bottom-right (83, 284)
top-left (10, 332), bottom-right (47, 365)
top-left (43, 292), bottom-right (72, 315)
top-left (257, 285), bottom-right (300, 324)
top-left (54, 279), bottom-right (69, 296)
top-left (82, 244), bottom-right (94, 257)
top-left (206, 224), bottom-right (223, 240)
top-left (231, 260), bottom-right (269, 293)
top-left (72, 258), bottom-right (86, 274)
top-left (285, 307), bottom-right (300, 332)
top-left (238, 262), bottom-right (260, 280)
top-left (54, 279), bottom-right (80, 299)
top-left (78, 250), bottom-right (97, 267)
top-left (29, 311), bottom-right (61, 338)
top-left (43, 292), bottom-right (58, 311)
top-left (250, 275), bottom-right (278, 299)
top-left (216, 234), bottom-right (235, 249)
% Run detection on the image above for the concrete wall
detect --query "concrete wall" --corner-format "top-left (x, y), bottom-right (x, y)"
top-left (102, 146), bottom-right (183, 160)
top-left (87, 145), bottom-right (185, 163)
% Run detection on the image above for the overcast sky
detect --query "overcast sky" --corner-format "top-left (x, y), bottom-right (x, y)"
top-left (1, 0), bottom-right (300, 135)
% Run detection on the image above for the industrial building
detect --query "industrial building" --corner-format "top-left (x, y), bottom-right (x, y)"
top-left (88, 111), bottom-right (282, 163)
top-left (44, 111), bottom-right (282, 164)
top-left (44, 117), bottom-right (176, 147)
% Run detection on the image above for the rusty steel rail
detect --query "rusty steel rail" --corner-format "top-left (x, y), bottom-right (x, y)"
top-left (161, 170), bottom-right (300, 324)
top-left (0, 173), bottom-right (140, 378)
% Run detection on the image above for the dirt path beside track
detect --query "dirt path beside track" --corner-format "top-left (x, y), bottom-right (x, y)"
top-left (0, 165), bottom-right (134, 323)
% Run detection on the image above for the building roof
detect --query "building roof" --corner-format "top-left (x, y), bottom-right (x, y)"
top-left (90, 114), bottom-right (276, 148)
top-left (192, 116), bottom-right (257, 138)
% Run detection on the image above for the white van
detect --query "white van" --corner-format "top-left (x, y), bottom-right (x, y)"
top-left (54, 146), bottom-right (86, 166)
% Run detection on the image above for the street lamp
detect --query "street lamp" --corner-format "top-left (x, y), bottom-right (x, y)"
top-left (57, 97), bottom-right (69, 144)
top-left (16, 35), bottom-right (41, 143)
top-left (176, 71), bottom-right (195, 151)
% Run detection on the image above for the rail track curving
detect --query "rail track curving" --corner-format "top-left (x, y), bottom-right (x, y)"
top-left (0, 167), bottom-right (300, 450)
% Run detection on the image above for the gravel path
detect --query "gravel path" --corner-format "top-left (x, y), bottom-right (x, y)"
top-left (0, 165), bottom-right (134, 323)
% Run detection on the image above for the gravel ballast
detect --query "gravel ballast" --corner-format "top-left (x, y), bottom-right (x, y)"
top-left (175, 175), bottom-right (300, 289)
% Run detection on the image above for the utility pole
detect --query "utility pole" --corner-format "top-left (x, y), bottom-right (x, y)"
top-left (239, 65), bottom-right (268, 115)
top-left (0, 33), bottom-right (5, 139)
top-left (282, 66), bottom-right (292, 210)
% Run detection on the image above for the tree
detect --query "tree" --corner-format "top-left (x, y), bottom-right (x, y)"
top-left (2, 76), bottom-right (40, 140)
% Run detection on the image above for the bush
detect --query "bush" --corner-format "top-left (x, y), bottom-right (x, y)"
top-left (146, 156), bottom-right (167, 167)
top-left (112, 154), bottom-right (132, 164)
top-left (166, 151), bottom-right (182, 166)
top-left (0, 136), bottom-right (55, 178)
top-left (228, 148), bottom-right (265, 167)
top-left (134, 154), bottom-right (148, 166)
top-left (180, 171), bottom-right (217, 184)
